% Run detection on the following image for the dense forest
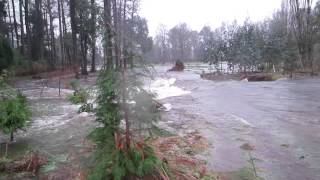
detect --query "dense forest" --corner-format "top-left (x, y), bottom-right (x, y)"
top-left (1, 0), bottom-right (320, 75)
top-left (1, 0), bottom-right (320, 76)
top-left (0, 0), bottom-right (152, 75)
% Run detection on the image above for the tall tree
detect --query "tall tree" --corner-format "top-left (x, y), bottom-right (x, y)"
top-left (104, 0), bottom-right (113, 69)
top-left (24, 0), bottom-right (31, 57)
top-left (47, 0), bottom-right (56, 66)
top-left (90, 0), bottom-right (97, 72)
top-left (57, 0), bottom-right (65, 68)
top-left (11, 0), bottom-right (19, 48)
top-left (6, 0), bottom-right (14, 46)
top-left (70, 0), bottom-right (78, 73)
top-left (289, 0), bottom-right (314, 70)
top-left (19, 0), bottom-right (24, 53)
top-left (33, 0), bottom-right (44, 61)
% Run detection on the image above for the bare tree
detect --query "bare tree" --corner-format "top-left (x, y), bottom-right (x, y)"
top-left (289, 0), bottom-right (314, 70)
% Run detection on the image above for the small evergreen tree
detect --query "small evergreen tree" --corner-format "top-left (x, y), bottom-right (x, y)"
top-left (89, 66), bottom-right (162, 179)
top-left (0, 77), bottom-right (30, 143)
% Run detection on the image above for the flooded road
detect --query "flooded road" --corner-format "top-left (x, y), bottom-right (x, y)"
top-left (155, 64), bottom-right (320, 180)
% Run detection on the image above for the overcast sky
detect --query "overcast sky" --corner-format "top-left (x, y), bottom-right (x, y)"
top-left (140, 0), bottom-right (283, 37)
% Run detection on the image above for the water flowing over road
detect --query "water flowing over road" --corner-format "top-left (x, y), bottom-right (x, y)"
top-left (155, 64), bottom-right (320, 180)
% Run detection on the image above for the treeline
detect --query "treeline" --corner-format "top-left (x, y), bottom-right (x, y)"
top-left (152, 0), bottom-right (320, 74)
top-left (0, 0), bottom-right (152, 75)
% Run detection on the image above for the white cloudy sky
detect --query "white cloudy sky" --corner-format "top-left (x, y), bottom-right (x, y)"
top-left (140, 0), bottom-right (283, 37)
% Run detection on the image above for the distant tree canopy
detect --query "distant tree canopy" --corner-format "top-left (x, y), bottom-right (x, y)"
top-left (152, 0), bottom-right (320, 74)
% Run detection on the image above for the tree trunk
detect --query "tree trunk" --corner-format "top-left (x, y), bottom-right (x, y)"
top-left (10, 132), bottom-right (14, 142)
top-left (19, 0), bottom-right (24, 54)
top-left (7, 1), bottom-right (14, 46)
top-left (104, 0), bottom-right (113, 69)
top-left (90, 0), bottom-right (96, 72)
top-left (57, 0), bottom-right (65, 69)
top-left (112, 0), bottom-right (120, 69)
top-left (11, 0), bottom-right (19, 48)
top-left (61, 0), bottom-right (71, 67)
top-left (122, 70), bottom-right (130, 150)
top-left (47, 0), bottom-right (56, 67)
top-left (34, 0), bottom-right (44, 61)
top-left (24, 0), bottom-right (31, 58)
top-left (70, 0), bottom-right (79, 76)
top-left (122, 0), bottom-right (128, 69)
top-left (44, 6), bottom-right (51, 67)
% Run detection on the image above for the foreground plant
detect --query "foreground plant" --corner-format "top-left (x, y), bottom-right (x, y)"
top-left (0, 75), bottom-right (31, 157)
top-left (88, 67), bottom-right (168, 179)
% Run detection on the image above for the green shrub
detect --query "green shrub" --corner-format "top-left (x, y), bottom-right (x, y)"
top-left (88, 142), bottom-right (161, 180)
top-left (69, 79), bottom-right (80, 92)
top-left (79, 103), bottom-right (94, 113)
top-left (0, 81), bottom-right (30, 142)
top-left (67, 79), bottom-right (89, 105)
top-left (67, 89), bottom-right (88, 104)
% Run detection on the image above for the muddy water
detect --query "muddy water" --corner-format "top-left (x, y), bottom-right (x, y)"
top-left (156, 64), bottom-right (320, 180)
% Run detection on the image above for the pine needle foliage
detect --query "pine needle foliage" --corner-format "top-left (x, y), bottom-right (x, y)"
top-left (0, 77), bottom-right (30, 142)
top-left (89, 66), bottom-right (163, 179)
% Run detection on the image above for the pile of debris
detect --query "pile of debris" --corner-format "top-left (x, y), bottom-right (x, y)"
top-left (0, 152), bottom-right (47, 177)
top-left (151, 131), bottom-right (210, 180)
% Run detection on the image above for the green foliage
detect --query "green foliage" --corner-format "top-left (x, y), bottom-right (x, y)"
top-left (67, 89), bottom-right (88, 104)
top-left (79, 103), bottom-right (94, 113)
top-left (0, 81), bottom-right (30, 141)
top-left (67, 79), bottom-right (89, 104)
top-left (88, 143), bottom-right (161, 180)
top-left (69, 79), bottom-right (80, 92)
top-left (89, 67), bottom-right (163, 179)
top-left (0, 37), bottom-right (14, 71)
top-left (95, 70), bottom-right (121, 132)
